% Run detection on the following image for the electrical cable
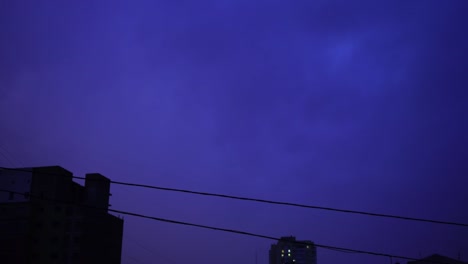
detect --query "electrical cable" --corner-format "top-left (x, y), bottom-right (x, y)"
top-left (0, 188), bottom-right (455, 264)
top-left (126, 234), bottom-right (178, 264)
top-left (1, 166), bottom-right (467, 228)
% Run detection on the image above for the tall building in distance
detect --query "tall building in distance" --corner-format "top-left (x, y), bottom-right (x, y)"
top-left (269, 236), bottom-right (317, 264)
top-left (0, 166), bottom-right (123, 264)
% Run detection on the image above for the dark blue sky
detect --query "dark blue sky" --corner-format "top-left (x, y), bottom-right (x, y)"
top-left (1, 1), bottom-right (467, 264)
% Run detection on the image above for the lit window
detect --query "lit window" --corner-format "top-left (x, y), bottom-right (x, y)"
top-left (293, 260), bottom-right (296, 262)
top-left (307, 245), bottom-right (310, 249)
top-left (281, 254), bottom-right (284, 257)
top-left (288, 249), bottom-right (291, 253)
top-left (288, 253), bottom-right (291, 257)
top-left (281, 250), bottom-right (284, 253)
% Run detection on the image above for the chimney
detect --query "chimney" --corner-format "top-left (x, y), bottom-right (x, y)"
top-left (84, 173), bottom-right (111, 211)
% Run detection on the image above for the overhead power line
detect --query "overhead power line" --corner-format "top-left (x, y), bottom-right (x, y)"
top-left (0, 146), bottom-right (18, 167)
top-left (0, 189), bottom-right (454, 264)
top-left (0, 143), bottom-right (26, 167)
top-left (127, 234), bottom-right (178, 264)
top-left (1, 166), bottom-right (467, 228)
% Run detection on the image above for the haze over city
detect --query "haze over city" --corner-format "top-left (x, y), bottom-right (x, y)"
top-left (1, 1), bottom-right (467, 264)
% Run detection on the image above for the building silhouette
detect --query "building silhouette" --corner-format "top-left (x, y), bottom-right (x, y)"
top-left (269, 236), bottom-right (317, 264)
top-left (407, 254), bottom-right (467, 264)
top-left (0, 166), bottom-right (123, 264)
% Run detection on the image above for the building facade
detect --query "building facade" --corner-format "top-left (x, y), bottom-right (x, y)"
top-left (269, 236), bottom-right (317, 264)
top-left (0, 166), bottom-right (123, 264)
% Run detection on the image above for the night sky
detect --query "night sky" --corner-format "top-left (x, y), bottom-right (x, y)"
top-left (1, 1), bottom-right (467, 264)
